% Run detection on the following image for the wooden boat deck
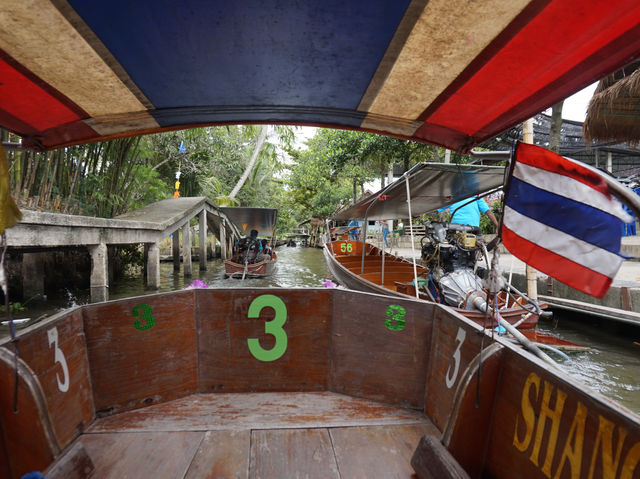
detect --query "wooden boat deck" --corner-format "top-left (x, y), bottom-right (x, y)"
top-left (79, 392), bottom-right (439, 478)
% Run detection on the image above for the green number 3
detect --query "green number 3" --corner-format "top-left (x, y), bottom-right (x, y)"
top-left (385, 305), bottom-right (406, 331)
top-left (247, 294), bottom-right (288, 362)
top-left (132, 304), bottom-right (155, 330)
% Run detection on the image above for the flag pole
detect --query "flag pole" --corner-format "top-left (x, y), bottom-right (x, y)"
top-left (522, 119), bottom-right (538, 301)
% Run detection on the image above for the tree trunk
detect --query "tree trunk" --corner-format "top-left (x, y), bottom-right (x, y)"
top-left (548, 101), bottom-right (564, 154)
top-left (229, 125), bottom-right (269, 199)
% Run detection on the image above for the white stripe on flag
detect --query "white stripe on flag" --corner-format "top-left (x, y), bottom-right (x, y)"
top-left (503, 206), bottom-right (623, 279)
top-left (513, 162), bottom-right (632, 222)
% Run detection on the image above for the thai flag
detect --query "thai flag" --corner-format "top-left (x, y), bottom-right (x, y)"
top-left (501, 142), bottom-right (632, 298)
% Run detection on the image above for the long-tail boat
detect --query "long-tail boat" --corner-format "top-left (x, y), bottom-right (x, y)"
top-left (324, 237), bottom-right (542, 329)
top-left (1, 288), bottom-right (639, 478)
top-left (1, 1), bottom-right (640, 477)
top-left (325, 163), bottom-right (546, 329)
top-left (221, 207), bottom-right (278, 278)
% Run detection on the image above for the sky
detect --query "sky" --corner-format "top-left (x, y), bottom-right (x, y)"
top-left (547, 82), bottom-right (597, 121)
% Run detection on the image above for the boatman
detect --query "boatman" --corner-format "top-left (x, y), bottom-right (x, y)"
top-left (348, 219), bottom-right (359, 240)
top-left (440, 197), bottom-right (499, 230)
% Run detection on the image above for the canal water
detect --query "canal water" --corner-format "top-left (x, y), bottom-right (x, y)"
top-left (4, 246), bottom-right (640, 415)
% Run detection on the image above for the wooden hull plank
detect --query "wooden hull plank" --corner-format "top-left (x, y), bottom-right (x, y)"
top-left (80, 430), bottom-right (204, 479)
top-left (250, 428), bottom-right (340, 478)
top-left (330, 423), bottom-right (440, 478)
top-left (184, 430), bottom-right (250, 479)
top-left (8, 309), bottom-right (94, 449)
top-left (330, 289), bottom-right (434, 409)
top-left (88, 392), bottom-right (430, 433)
top-left (83, 290), bottom-right (198, 415)
top-left (485, 345), bottom-right (640, 479)
top-left (424, 307), bottom-right (486, 432)
top-left (197, 289), bottom-right (331, 393)
top-left (0, 349), bottom-right (58, 478)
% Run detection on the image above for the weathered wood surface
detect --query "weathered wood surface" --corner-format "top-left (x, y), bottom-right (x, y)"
top-left (331, 289), bottom-right (433, 408)
top-left (411, 434), bottom-right (470, 479)
top-left (251, 428), bottom-right (340, 478)
top-left (44, 441), bottom-right (94, 479)
top-left (331, 424), bottom-right (440, 478)
top-left (197, 289), bottom-right (331, 393)
top-left (0, 349), bottom-right (58, 478)
top-left (88, 392), bottom-right (429, 433)
top-left (83, 290), bottom-right (198, 415)
top-left (443, 343), bottom-right (505, 477)
top-left (424, 307), bottom-right (486, 432)
top-left (184, 430), bottom-right (250, 479)
top-left (10, 309), bottom-right (94, 448)
top-left (485, 344), bottom-right (640, 479)
top-left (80, 431), bottom-right (204, 479)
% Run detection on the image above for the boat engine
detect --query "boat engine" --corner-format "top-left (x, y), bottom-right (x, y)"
top-left (419, 222), bottom-right (488, 311)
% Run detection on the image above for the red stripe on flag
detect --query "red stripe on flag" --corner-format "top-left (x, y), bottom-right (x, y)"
top-left (515, 143), bottom-right (610, 197)
top-left (502, 226), bottom-right (613, 298)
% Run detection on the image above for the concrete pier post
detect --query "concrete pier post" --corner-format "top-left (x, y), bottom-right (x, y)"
top-left (199, 210), bottom-right (207, 271)
top-left (89, 243), bottom-right (108, 303)
top-left (22, 252), bottom-right (45, 300)
top-left (209, 232), bottom-right (216, 258)
top-left (220, 221), bottom-right (227, 260)
top-left (182, 224), bottom-right (192, 276)
top-left (172, 230), bottom-right (180, 271)
top-left (146, 242), bottom-right (160, 289)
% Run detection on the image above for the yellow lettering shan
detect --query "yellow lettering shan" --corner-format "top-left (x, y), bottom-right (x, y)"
top-left (513, 372), bottom-right (640, 479)
top-left (588, 415), bottom-right (627, 479)
top-left (530, 380), bottom-right (567, 476)
top-left (554, 402), bottom-right (587, 479)
top-left (514, 372), bottom-right (540, 452)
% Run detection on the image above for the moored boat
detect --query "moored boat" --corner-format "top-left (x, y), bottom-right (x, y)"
top-left (324, 238), bottom-right (541, 330)
top-left (1, 287), bottom-right (638, 478)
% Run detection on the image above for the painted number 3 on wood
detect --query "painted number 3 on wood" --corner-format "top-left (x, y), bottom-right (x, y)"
top-left (445, 327), bottom-right (466, 389)
top-left (132, 304), bottom-right (155, 330)
top-left (248, 294), bottom-right (288, 362)
top-left (47, 327), bottom-right (70, 393)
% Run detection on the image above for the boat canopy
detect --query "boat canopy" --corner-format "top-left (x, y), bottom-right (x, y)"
top-left (220, 207), bottom-right (278, 238)
top-left (1, 1), bottom-right (639, 151)
top-left (332, 163), bottom-right (505, 221)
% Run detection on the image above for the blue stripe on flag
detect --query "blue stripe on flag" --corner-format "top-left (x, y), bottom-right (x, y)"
top-left (506, 177), bottom-right (624, 255)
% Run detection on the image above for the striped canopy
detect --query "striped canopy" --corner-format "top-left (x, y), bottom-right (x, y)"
top-left (1, 0), bottom-right (639, 151)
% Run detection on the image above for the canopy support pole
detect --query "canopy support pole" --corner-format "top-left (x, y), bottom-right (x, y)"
top-left (404, 173), bottom-right (419, 299)
top-left (381, 222), bottom-right (386, 285)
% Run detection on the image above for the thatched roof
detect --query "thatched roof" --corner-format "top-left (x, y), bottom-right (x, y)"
top-left (583, 61), bottom-right (640, 146)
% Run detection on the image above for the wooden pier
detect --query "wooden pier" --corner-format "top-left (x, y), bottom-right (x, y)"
top-left (4, 197), bottom-right (241, 302)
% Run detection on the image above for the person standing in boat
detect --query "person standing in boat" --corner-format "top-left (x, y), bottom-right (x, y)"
top-left (440, 197), bottom-right (499, 230)
top-left (348, 219), bottom-right (359, 240)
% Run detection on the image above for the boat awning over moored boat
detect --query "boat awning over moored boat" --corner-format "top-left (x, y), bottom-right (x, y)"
top-left (332, 163), bottom-right (505, 221)
top-left (220, 207), bottom-right (278, 238)
top-left (0, 1), bottom-right (639, 151)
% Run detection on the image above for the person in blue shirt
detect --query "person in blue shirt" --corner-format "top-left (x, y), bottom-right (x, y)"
top-left (348, 219), bottom-right (359, 240)
top-left (440, 197), bottom-right (499, 230)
